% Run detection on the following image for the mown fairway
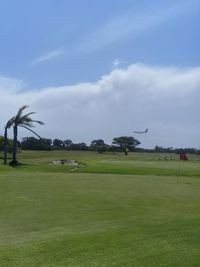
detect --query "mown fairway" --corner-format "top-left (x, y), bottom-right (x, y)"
top-left (0, 151), bottom-right (200, 266)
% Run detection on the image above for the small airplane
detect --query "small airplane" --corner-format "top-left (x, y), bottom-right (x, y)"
top-left (133, 128), bottom-right (148, 134)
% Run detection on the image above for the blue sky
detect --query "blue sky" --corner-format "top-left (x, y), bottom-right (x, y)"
top-left (0, 0), bottom-right (199, 147)
top-left (0, 0), bottom-right (199, 88)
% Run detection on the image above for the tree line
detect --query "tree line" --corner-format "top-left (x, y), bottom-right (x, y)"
top-left (1, 105), bottom-right (199, 165)
top-left (1, 136), bottom-right (199, 156)
top-left (0, 136), bottom-right (142, 154)
top-left (1, 105), bottom-right (143, 164)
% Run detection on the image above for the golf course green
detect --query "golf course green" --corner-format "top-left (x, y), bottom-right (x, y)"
top-left (0, 151), bottom-right (200, 266)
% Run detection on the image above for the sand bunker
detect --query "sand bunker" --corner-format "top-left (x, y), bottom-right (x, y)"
top-left (51, 159), bottom-right (79, 166)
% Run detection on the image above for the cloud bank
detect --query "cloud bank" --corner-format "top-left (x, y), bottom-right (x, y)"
top-left (0, 64), bottom-right (199, 148)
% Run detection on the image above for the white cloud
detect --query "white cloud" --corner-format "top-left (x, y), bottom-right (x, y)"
top-left (112, 58), bottom-right (121, 68)
top-left (0, 64), bottom-right (200, 148)
top-left (31, 48), bottom-right (64, 65)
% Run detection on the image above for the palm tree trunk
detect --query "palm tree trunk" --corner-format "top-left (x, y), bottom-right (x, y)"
top-left (3, 128), bottom-right (8, 164)
top-left (12, 125), bottom-right (18, 164)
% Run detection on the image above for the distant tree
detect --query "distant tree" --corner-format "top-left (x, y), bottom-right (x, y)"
top-left (63, 139), bottom-right (73, 149)
top-left (11, 105), bottom-right (44, 164)
top-left (70, 142), bottom-right (88, 151)
top-left (154, 146), bottom-right (174, 153)
top-left (90, 139), bottom-right (108, 153)
top-left (112, 136), bottom-right (140, 153)
top-left (0, 136), bottom-right (4, 151)
top-left (90, 139), bottom-right (105, 147)
top-left (53, 139), bottom-right (63, 149)
top-left (108, 145), bottom-right (118, 154)
top-left (43, 138), bottom-right (52, 148)
top-left (0, 136), bottom-right (13, 161)
top-left (21, 137), bottom-right (52, 150)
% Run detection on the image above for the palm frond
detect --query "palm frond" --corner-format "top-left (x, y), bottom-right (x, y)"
top-left (20, 125), bottom-right (42, 139)
top-left (18, 116), bottom-right (34, 124)
top-left (15, 105), bottom-right (29, 122)
top-left (19, 122), bottom-right (35, 128)
top-left (15, 107), bottom-right (44, 127)
top-left (19, 112), bottom-right (36, 121)
top-left (5, 117), bottom-right (15, 129)
top-left (32, 120), bottom-right (45, 125)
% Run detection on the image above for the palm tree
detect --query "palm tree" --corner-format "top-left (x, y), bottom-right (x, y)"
top-left (11, 105), bottom-right (44, 164)
top-left (3, 117), bottom-right (15, 164)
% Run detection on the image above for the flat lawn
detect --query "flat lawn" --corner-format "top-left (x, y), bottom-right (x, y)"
top-left (0, 151), bottom-right (200, 266)
top-left (1, 150), bottom-right (200, 177)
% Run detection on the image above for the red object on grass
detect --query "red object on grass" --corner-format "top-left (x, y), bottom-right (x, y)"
top-left (179, 152), bottom-right (188, 160)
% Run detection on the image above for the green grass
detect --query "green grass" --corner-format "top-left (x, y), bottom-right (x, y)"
top-left (1, 150), bottom-right (200, 177)
top-left (0, 151), bottom-right (200, 266)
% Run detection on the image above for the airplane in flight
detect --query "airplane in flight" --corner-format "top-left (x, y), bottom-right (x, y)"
top-left (133, 128), bottom-right (148, 134)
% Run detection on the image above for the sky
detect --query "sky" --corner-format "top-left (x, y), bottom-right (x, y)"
top-left (0, 0), bottom-right (199, 148)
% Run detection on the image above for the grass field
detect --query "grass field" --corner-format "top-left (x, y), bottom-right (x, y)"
top-left (0, 151), bottom-right (200, 266)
